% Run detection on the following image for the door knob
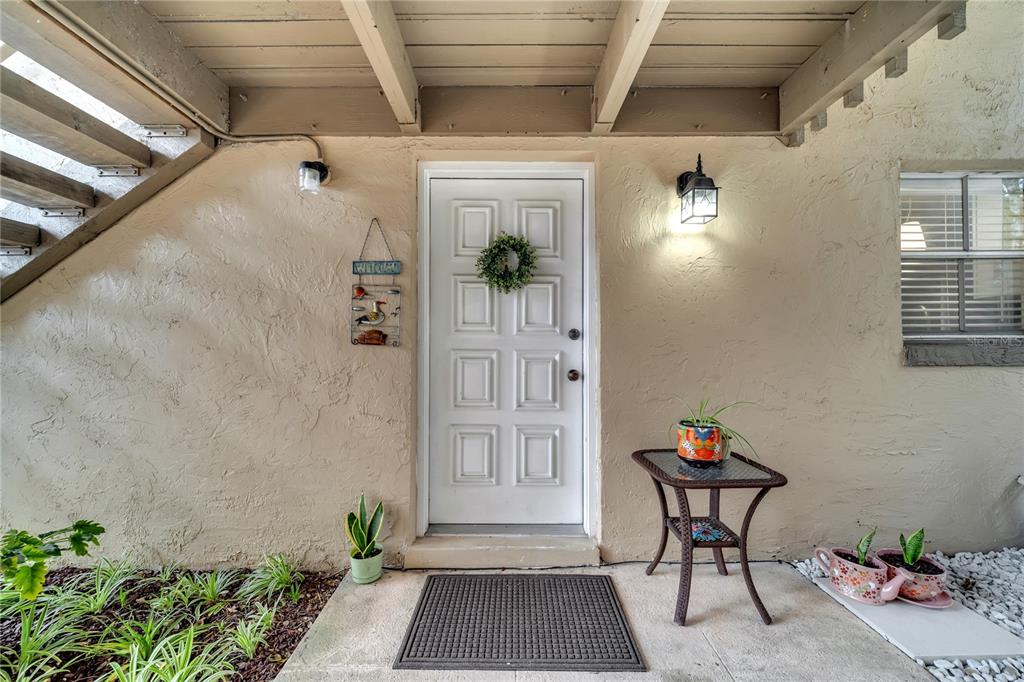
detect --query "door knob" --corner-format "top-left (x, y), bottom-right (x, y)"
top-left (568, 328), bottom-right (581, 340)
top-left (567, 369), bottom-right (581, 382)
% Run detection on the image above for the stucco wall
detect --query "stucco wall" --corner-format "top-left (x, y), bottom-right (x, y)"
top-left (2, 1), bottom-right (1022, 568)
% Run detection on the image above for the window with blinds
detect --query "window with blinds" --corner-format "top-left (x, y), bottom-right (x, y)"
top-left (900, 173), bottom-right (1024, 339)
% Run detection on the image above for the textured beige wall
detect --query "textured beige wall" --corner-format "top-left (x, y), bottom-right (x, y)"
top-left (2, 1), bottom-right (1022, 568)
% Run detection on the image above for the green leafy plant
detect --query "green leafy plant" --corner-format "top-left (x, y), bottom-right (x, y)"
top-left (156, 562), bottom-right (181, 584)
top-left (106, 627), bottom-right (233, 682)
top-left (0, 603), bottom-right (88, 681)
top-left (0, 520), bottom-right (105, 600)
top-left (475, 232), bottom-right (538, 294)
top-left (147, 570), bottom-right (236, 617)
top-left (676, 399), bottom-right (758, 457)
top-left (181, 570), bottom-right (238, 604)
top-left (287, 582), bottom-right (301, 604)
top-left (236, 555), bottom-right (304, 603)
top-left (345, 494), bottom-right (384, 560)
top-left (899, 528), bottom-right (926, 566)
top-left (855, 527), bottom-right (877, 566)
top-left (231, 603), bottom-right (275, 659)
top-left (97, 613), bottom-right (179, 659)
top-left (68, 559), bottom-right (136, 615)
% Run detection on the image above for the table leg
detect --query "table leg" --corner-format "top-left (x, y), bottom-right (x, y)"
top-left (673, 487), bottom-right (693, 626)
top-left (739, 487), bottom-right (772, 625)
top-left (645, 476), bottom-right (669, 575)
top-left (708, 489), bottom-right (728, 576)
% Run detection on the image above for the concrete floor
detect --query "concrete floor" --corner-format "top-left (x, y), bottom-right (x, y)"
top-left (276, 562), bottom-right (931, 682)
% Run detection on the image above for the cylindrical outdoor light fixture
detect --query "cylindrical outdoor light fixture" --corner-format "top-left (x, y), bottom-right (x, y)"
top-left (298, 160), bottom-right (330, 194)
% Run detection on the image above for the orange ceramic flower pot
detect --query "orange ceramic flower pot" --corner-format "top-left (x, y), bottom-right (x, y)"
top-left (676, 422), bottom-right (731, 467)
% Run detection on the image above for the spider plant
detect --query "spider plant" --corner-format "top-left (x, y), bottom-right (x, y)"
top-left (0, 584), bottom-right (21, 620)
top-left (0, 603), bottom-right (89, 681)
top-left (287, 582), bottom-right (302, 604)
top-left (66, 559), bottom-right (136, 615)
top-left (237, 555), bottom-right (303, 603)
top-left (676, 398), bottom-right (758, 457)
top-left (96, 612), bottom-right (180, 659)
top-left (106, 627), bottom-right (234, 682)
top-left (231, 603), bottom-right (275, 659)
top-left (156, 562), bottom-right (181, 584)
top-left (179, 570), bottom-right (239, 604)
top-left (148, 573), bottom-right (205, 615)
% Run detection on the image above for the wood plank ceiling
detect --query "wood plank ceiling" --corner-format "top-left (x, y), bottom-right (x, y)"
top-left (144, 0), bottom-right (861, 89)
top-left (134, 0), bottom-right (963, 137)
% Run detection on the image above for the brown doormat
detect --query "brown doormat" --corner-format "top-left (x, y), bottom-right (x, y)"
top-left (393, 574), bottom-right (645, 672)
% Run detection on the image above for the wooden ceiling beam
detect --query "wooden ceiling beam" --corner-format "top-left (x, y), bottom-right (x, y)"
top-left (778, 0), bottom-right (964, 133)
top-left (30, 0), bottom-right (229, 130)
top-left (230, 86), bottom-right (400, 135)
top-left (592, 0), bottom-right (670, 134)
top-left (421, 87), bottom-right (592, 135)
top-left (340, 0), bottom-right (420, 133)
top-left (0, 217), bottom-right (42, 248)
top-left (229, 85), bottom-right (780, 136)
top-left (0, 66), bottom-right (151, 168)
top-left (614, 87), bottom-right (779, 135)
top-left (0, 154), bottom-right (95, 209)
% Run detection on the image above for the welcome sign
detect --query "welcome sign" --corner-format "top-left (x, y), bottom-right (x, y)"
top-left (352, 260), bottom-right (402, 275)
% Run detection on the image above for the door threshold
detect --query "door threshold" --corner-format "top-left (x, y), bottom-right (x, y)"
top-left (406, 534), bottom-right (599, 569)
top-left (426, 523), bottom-right (586, 537)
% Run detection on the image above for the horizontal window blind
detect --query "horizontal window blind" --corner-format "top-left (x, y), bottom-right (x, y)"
top-left (900, 173), bottom-right (1024, 338)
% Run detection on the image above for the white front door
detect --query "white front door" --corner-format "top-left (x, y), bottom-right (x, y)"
top-left (428, 176), bottom-right (585, 524)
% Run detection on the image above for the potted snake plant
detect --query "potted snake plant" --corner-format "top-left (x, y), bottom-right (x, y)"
top-left (876, 528), bottom-right (949, 603)
top-left (345, 494), bottom-right (384, 584)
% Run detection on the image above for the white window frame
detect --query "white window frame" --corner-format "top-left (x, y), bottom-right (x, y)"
top-left (900, 171), bottom-right (1023, 344)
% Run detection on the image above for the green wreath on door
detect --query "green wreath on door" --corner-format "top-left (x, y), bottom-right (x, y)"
top-left (475, 232), bottom-right (538, 294)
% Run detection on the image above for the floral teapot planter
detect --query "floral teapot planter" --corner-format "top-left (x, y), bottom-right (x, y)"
top-left (815, 547), bottom-right (911, 605)
top-left (876, 548), bottom-right (948, 602)
top-left (676, 422), bottom-right (731, 467)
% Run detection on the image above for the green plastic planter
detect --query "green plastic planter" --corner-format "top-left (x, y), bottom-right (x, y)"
top-left (350, 545), bottom-right (383, 584)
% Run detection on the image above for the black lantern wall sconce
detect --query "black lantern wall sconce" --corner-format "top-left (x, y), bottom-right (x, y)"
top-left (676, 155), bottom-right (719, 225)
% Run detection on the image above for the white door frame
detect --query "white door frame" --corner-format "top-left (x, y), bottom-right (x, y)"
top-left (417, 161), bottom-right (599, 537)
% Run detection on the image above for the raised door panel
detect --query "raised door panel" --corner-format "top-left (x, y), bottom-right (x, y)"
top-left (450, 425), bottom-right (497, 486)
top-left (452, 200), bottom-right (497, 258)
top-left (451, 350), bottom-right (498, 409)
top-left (515, 350), bottom-right (560, 410)
top-left (515, 276), bottom-right (560, 335)
top-left (452, 276), bottom-right (497, 334)
top-left (515, 425), bottom-right (560, 486)
top-left (516, 200), bottom-right (561, 259)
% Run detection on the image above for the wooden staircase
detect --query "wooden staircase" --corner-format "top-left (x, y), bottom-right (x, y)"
top-left (0, 1), bottom-right (217, 303)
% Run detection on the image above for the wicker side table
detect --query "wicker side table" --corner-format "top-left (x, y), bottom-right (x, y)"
top-left (630, 449), bottom-right (788, 626)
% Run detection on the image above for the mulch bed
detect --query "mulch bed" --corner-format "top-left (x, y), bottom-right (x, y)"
top-left (0, 567), bottom-right (342, 681)
top-left (235, 572), bottom-right (341, 680)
